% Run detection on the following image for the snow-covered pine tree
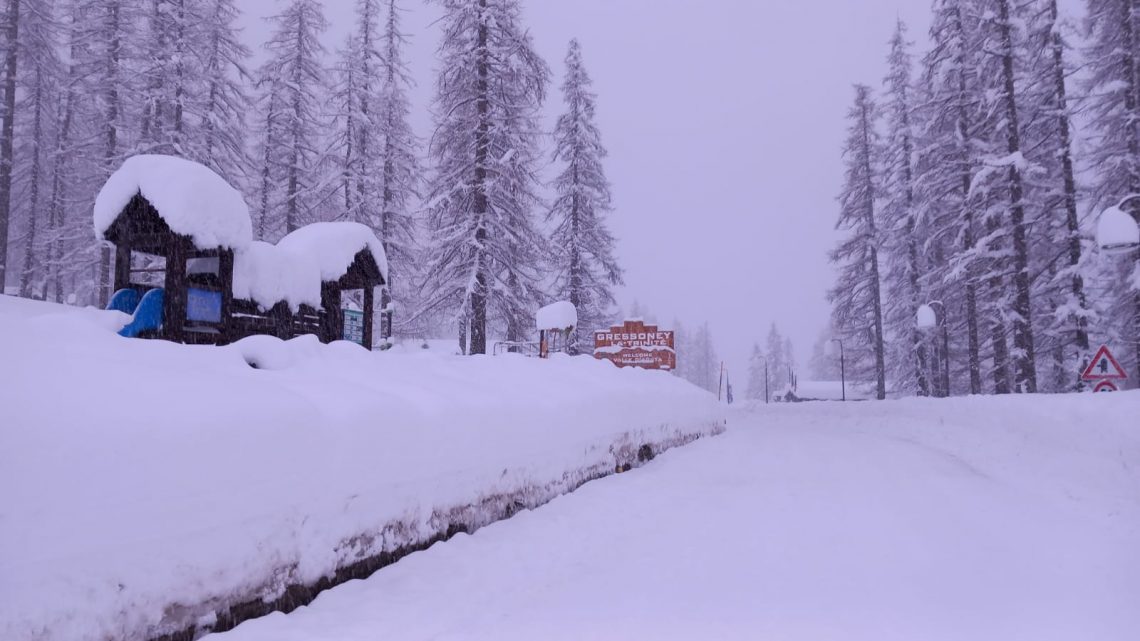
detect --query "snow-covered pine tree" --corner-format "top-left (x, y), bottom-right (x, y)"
top-left (1083, 0), bottom-right (1140, 379)
top-left (86, 0), bottom-right (141, 303)
top-left (783, 336), bottom-right (796, 386)
top-left (132, 0), bottom-right (249, 183)
top-left (1020, 0), bottom-right (1093, 391)
top-left (764, 323), bottom-right (788, 393)
top-left (259, 0), bottom-right (328, 238)
top-left (746, 342), bottom-right (767, 400)
top-left (879, 20), bottom-right (929, 396)
top-left (43, 0), bottom-right (100, 303)
top-left (0, 0), bottom-right (21, 291)
top-left (193, 0), bottom-right (251, 184)
top-left (547, 38), bottom-right (623, 353)
top-left (376, 0), bottom-right (421, 327)
top-left (420, 0), bottom-right (549, 354)
top-left (808, 330), bottom-right (841, 381)
top-left (328, 0), bottom-right (382, 230)
top-left (917, 0), bottom-right (984, 395)
top-left (330, 32), bottom-right (364, 219)
top-left (829, 84), bottom-right (886, 400)
top-left (673, 317), bottom-right (690, 380)
top-left (13, 0), bottom-right (59, 296)
top-left (137, 0), bottom-right (188, 154)
top-left (252, 74), bottom-right (285, 240)
top-left (693, 321), bottom-right (719, 392)
top-left (966, 0), bottom-right (1036, 393)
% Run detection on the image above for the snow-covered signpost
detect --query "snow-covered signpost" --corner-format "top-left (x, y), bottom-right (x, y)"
top-left (536, 301), bottom-right (577, 359)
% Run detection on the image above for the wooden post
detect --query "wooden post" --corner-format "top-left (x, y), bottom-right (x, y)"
top-left (218, 249), bottom-right (234, 344)
top-left (113, 241), bottom-right (131, 293)
top-left (163, 237), bottom-right (187, 343)
top-left (270, 302), bottom-right (292, 340)
top-left (320, 282), bottom-right (341, 344)
top-left (362, 286), bottom-right (374, 350)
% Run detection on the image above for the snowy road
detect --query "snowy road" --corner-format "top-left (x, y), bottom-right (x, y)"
top-left (212, 394), bottom-right (1140, 641)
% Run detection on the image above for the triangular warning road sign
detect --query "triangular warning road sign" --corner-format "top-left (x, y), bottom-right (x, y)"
top-left (1081, 345), bottom-right (1128, 381)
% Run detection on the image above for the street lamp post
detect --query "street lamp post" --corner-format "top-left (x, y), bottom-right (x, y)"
top-left (830, 338), bottom-right (846, 402)
top-left (1096, 196), bottom-right (1140, 254)
top-left (764, 357), bottom-right (769, 404)
top-left (917, 301), bottom-right (951, 398)
top-left (1096, 196), bottom-right (1140, 383)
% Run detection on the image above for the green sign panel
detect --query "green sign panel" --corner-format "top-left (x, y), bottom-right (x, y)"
top-left (343, 309), bottom-right (365, 345)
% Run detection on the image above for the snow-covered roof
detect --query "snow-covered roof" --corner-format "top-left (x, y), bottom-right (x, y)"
top-left (277, 222), bottom-right (389, 283)
top-left (94, 154), bottom-right (253, 250)
top-left (232, 241), bottom-right (322, 312)
top-left (536, 301), bottom-right (577, 331)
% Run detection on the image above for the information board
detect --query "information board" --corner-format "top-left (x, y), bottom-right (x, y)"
top-left (186, 288), bottom-right (222, 323)
top-left (343, 309), bottom-right (365, 345)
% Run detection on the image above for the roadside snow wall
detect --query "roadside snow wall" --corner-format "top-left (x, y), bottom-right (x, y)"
top-left (0, 297), bottom-right (725, 641)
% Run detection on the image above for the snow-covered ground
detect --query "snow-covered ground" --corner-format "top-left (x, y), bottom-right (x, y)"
top-left (790, 378), bottom-right (874, 401)
top-left (211, 392), bottom-right (1140, 641)
top-left (0, 294), bottom-right (724, 641)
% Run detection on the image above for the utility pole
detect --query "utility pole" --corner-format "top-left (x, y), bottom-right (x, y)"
top-left (831, 338), bottom-right (846, 402)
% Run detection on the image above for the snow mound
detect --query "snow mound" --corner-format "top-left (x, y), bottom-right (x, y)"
top-left (208, 393), bottom-right (1140, 641)
top-left (94, 154), bottom-right (253, 250)
top-left (536, 301), bottom-right (577, 330)
top-left (277, 222), bottom-right (389, 283)
top-left (0, 296), bottom-right (722, 641)
top-left (232, 241), bottom-right (322, 311)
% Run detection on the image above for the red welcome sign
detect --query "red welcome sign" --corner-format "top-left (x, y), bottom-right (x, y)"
top-left (594, 320), bottom-right (676, 371)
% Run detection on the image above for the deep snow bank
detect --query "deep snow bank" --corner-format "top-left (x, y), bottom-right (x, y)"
top-left (210, 392), bottom-right (1140, 641)
top-left (0, 295), bottom-right (724, 641)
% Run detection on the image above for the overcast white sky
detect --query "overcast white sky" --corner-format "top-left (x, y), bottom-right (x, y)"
top-left (241, 0), bottom-right (1084, 379)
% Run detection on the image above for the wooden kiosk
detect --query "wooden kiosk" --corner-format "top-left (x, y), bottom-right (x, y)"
top-left (96, 155), bottom-right (387, 349)
top-left (102, 192), bottom-right (237, 344)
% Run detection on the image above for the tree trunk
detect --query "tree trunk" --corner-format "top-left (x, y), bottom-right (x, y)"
top-left (1121, 0), bottom-right (1140, 382)
top-left (567, 153), bottom-right (581, 355)
top-left (996, 0), bottom-right (1037, 393)
top-left (1042, 0), bottom-right (1089, 389)
top-left (99, 1), bottom-right (123, 305)
top-left (0, 0), bottom-right (20, 292)
top-left (983, 215), bottom-right (1012, 393)
top-left (468, 0), bottom-right (489, 355)
top-left (19, 63), bottom-right (45, 296)
top-left (951, 4), bottom-right (982, 394)
top-left (897, 76), bottom-right (928, 396)
top-left (857, 95), bottom-right (887, 400)
top-left (257, 84), bottom-right (277, 240)
top-left (48, 36), bottom-right (78, 303)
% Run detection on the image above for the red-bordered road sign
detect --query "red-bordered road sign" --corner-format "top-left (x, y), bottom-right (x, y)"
top-left (1081, 345), bottom-right (1128, 381)
top-left (1093, 380), bottom-right (1119, 393)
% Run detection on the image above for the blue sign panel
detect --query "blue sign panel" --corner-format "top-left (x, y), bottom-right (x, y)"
top-left (187, 288), bottom-right (223, 323)
top-left (343, 309), bottom-right (365, 345)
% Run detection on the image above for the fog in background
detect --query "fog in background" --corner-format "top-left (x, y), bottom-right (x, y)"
top-left (241, 0), bottom-right (1082, 378)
